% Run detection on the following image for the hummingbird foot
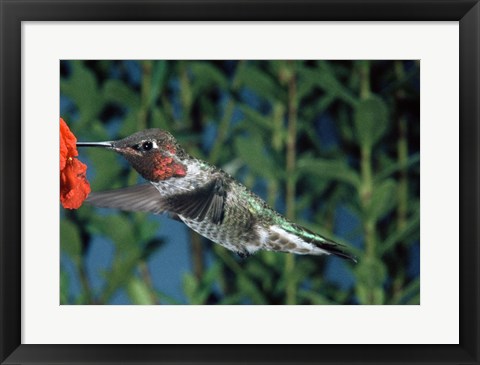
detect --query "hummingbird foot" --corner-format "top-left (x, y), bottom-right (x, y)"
top-left (236, 251), bottom-right (251, 259)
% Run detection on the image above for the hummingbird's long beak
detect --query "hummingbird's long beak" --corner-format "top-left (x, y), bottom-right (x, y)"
top-left (76, 141), bottom-right (114, 148)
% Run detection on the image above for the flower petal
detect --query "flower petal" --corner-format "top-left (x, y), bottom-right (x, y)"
top-left (60, 118), bottom-right (78, 170)
top-left (60, 158), bottom-right (91, 209)
top-left (60, 118), bottom-right (90, 209)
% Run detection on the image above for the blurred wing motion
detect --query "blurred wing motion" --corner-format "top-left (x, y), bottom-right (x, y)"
top-left (86, 178), bottom-right (227, 224)
top-left (86, 184), bottom-right (165, 214)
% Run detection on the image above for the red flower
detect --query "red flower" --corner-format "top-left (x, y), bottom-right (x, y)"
top-left (60, 118), bottom-right (90, 209)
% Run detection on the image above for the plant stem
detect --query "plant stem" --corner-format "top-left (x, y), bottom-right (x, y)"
top-left (397, 119), bottom-right (408, 228)
top-left (176, 62), bottom-right (206, 280)
top-left (359, 61), bottom-right (371, 99)
top-left (209, 99), bottom-right (235, 165)
top-left (395, 61), bottom-right (408, 231)
top-left (78, 261), bottom-right (95, 304)
top-left (73, 213), bottom-right (96, 304)
top-left (393, 61), bottom-right (409, 302)
top-left (139, 261), bottom-right (161, 304)
top-left (360, 145), bottom-right (375, 258)
top-left (358, 61), bottom-right (378, 304)
top-left (285, 63), bottom-right (298, 305)
top-left (179, 61), bottom-right (193, 128)
top-left (139, 60), bottom-right (153, 130)
top-left (190, 232), bottom-right (204, 280)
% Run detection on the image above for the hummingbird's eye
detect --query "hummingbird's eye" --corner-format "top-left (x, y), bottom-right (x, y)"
top-left (142, 141), bottom-right (153, 151)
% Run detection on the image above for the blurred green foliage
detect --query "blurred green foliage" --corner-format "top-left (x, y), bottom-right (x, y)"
top-left (60, 60), bottom-right (420, 305)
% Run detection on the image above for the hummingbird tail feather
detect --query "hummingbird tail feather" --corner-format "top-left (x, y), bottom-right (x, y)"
top-left (311, 238), bottom-right (358, 263)
top-left (266, 224), bottom-right (357, 263)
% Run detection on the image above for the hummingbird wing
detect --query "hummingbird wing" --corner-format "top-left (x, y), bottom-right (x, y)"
top-left (164, 177), bottom-right (226, 224)
top-left (85, 184), bottom-right (166, 214)
top-left (85, 178), bottom-right (227, 223)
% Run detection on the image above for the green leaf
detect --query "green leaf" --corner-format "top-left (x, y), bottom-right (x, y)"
top-left (407, 294), bottom-right (420, 305)
top-left (337, 105), bottom-right (354, 143)
top-left (219, 293), bottom-right (245, 305)
top-left (60, 220), bottom-right (82, 260)
top-left (86, 148), bottom-right (122, 191)
top-left (247, 261), bottom-right (273, 291)
top-left (183, 266), bottom-right (220, 304)
top-left (127, 278), bottom-right (155, 305)
top-left (103, 79), bottom-right (140, 109)
top-left (260, 250), bottom-right (282, 268)
top-left (297, 63), bottom-right (358, 106)
top-left (375, 153), bottom-right (420, 183)
top-left (100, 243), bottom-right (143, 303)
top-left (84, 119), bottom-right (109, 140)
top-left (156, 291), bottom-right (183, 305)
top-left (381, 209), bottom-right (420, 255)
top-left (389, 278), bottom-right (420, 305)
top-left (356, 256), bottom-right (387, 289)
top-left (271, 102), bottom-right (286, 151)
top-left (355, 256), bottom-right (387, 305)
top-left (183, 273), bottom-right (199, 304)
top-left (354, 95), bottom-right (389, 149)
top-left (237, 104), bottom-right (275, 132)
top-left (149, 61), bottom-right (168, 107)
top-left (203, 263), bottom-right (221, 287)
top-left (90, 215), bottom-right (136, 250)
top-left (194, 263), bottom-right (222, 304)
top-left (297, 157), bottom-right (361, 188)
top-left (119, 111), bottom-right (140, 137)
top-left (298, 289), bottom-right (333, 305)
top-left (270, 60), bottom-right (296, 86)
top-left (300, 94), bottom-right (336, 125)
top-left (234, 64), bottom-right (283, 102)
top-left (237, 276), bottom-right (268, 304)
top-left (357, 287), bottom-right (385, 305)
top-left (152, 106), bottom-right (172, 131)
top-left (60, 61), bottom-right (103, 125)
top-left (134, 217), bottom-right (160, 243)
top-left (234, 135), bottom-right (276, 180)
top-left (369, 179), bottom-right (397, 221)
top-left (189, 62), bottom-right (229, 96)
top-left (60, 267), bottom-right (70, 304)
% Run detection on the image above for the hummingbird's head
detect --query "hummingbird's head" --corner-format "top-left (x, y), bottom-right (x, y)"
top-left (78, 128), bottom-right (188, 182)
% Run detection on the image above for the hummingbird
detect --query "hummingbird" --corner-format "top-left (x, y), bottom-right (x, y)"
top-left (77, 129), bottom-right (356, 262)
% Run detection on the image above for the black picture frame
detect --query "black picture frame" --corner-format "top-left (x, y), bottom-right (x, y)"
top-left (1, 1), bottom-right (479, 364)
